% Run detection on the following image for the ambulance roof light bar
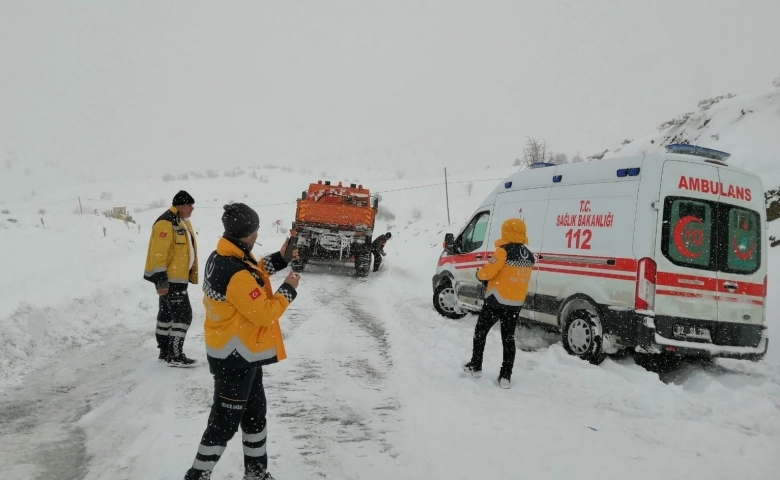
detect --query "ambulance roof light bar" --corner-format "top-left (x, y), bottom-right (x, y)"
top-left (528, 162), bottom-right (556, 169)
top-left (665, 144), bottom-right (731, 161)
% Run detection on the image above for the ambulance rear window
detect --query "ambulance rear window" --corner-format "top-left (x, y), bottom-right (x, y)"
top-left (722, 206), bottom-right (760, 274)
top-left (662, 198), bottom-right (762, 275)
top-left (662, 198), bottom-right (715, 271)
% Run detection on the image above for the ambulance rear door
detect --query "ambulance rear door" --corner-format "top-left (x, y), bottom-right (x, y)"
top-left (655, 161), bottom-right (721, 340)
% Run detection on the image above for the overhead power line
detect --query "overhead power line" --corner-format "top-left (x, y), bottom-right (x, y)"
top-left (80, 175), bottom-right (510, 211)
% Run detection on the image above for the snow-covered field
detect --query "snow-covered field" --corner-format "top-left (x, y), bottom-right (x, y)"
top-left (1, 146), bottom-right (779, 479)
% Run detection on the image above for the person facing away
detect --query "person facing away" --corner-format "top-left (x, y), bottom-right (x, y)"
top-left (463, 218), bottom-right (534, 389)
top-left (143, 190), bottom-right (199, 366)
top-left (370, 232), bottom-right (392, 272)
top-left (183, 203), bottom-right (300, 480)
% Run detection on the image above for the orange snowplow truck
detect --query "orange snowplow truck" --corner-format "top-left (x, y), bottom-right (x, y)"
top-left (290, 180), bottom-right (378, 276)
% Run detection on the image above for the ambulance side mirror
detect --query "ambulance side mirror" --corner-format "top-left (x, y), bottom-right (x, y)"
top-left (444, 233), bottom-right (457, 254)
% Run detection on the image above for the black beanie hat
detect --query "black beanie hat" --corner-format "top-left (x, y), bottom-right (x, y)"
top-left (172, 190), bottom-right (195, 206)
top-left (222, 203), bottom-right (260, 238)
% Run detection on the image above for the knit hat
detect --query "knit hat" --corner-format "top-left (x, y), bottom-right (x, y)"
top-left (172, 190), bottom-right (195, 206)
top-left (222, 203), bottom-right (260, 238)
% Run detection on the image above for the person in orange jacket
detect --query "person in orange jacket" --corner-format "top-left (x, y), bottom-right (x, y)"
top-left (143, 190), bottom-right (198, 366)
top-left (183, 203), bottom-right (299, 480)
top-left (463, 218), bottom-right (534, 389)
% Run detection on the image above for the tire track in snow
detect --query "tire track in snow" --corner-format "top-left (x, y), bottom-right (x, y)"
top-left (267, 272), bottom-right (401, 478)
top-left (0, 326), bottom-right (147, 480)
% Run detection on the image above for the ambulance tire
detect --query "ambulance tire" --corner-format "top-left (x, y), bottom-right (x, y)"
top-left (562, 309), bottom-right (607, 365)
top-left (433, 282), bottom-right (467, 319)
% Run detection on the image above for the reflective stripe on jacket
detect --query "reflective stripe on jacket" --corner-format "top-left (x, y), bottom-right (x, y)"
top-left (202, 236), bottom-right (297, 367)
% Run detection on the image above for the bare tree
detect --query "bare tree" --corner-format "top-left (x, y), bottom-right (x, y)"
top-left (570, 151), bottom-right (585, 163)
top-left (553, 153), bottom-right (568, 165)
top-left (515, 137), bottom-right (552, 168)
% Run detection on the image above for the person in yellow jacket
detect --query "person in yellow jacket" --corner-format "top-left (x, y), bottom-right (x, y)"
top-left (143, 190), bottom-right (198, 366)
top-left (183, 203), bottom-right (300, 480)
top-left (463, 218), bottom-right (534, 389)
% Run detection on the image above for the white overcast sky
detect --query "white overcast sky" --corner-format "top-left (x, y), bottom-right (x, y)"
top-left (1, 0), bottom-right (779, 180)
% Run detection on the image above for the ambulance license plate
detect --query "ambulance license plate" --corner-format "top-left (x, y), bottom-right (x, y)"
top-left (673, 324), bottom-right (711, 341)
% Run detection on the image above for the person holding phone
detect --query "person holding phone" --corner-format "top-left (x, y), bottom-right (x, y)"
top-left (183, 203), bottom-right (299, 480)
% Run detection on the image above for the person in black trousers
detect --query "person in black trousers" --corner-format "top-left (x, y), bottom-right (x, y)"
top-left (463, 219), bottom-right (534, 388)
top-left (371, 232), bottom-right (391, 272)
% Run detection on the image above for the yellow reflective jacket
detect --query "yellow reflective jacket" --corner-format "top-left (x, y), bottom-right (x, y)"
top-left (201, 236), bottom-right (297, 366)
top-left (477, 218), bottom-right (534, 309)
top-left (143, 207), bottom-right (198, 287)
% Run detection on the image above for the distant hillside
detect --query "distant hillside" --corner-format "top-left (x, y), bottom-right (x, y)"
top-left (596, 80), bottom-right (780, 226)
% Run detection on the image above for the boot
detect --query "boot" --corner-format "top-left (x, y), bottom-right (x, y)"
top-left (463, 361), bottom-right (482, 377)
top-left (167, 336), bottom-right (197, 367)
top-left (245, 460), bottom-right (275, 480)
top-left (184, 468), bottom-right (211, 480)
top-left (184, 469), bottom-right (211, 480)
top-left (244, 471), bottom-right (275, 480)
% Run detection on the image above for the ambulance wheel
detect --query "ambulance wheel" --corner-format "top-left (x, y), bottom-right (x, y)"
top-left (433, 283), bottom-right (466, 319)
top-left (562, 309), bottom-right (607, 365)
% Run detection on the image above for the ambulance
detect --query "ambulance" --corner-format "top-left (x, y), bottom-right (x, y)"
top-left (432, 145), bottom-right (768, 364)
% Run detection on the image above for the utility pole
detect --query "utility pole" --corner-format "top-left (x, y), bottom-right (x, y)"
top-left (78, 196), bottom-right (83, 215)
top-left (444, 168), bottom-right (451, 226)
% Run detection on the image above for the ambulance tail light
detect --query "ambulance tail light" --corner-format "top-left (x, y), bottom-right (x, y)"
top-left (635, 258), bottom-right (657, 310)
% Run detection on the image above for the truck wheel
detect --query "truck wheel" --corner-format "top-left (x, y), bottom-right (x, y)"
top-left (433, 283), bottom-right (467, 319)
top-left (562, 309), bottom-right (607, 365)
top-left (355, 252), bottom-right (371, 277)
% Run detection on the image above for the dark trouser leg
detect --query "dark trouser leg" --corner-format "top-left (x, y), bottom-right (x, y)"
top-left (498, 309), bottom-right (519, 380)
top-left (241, 368), bottom-right (268, 477)
top-left (184, 365), bottom-right (259, 480)
top-left (470, 306), bottom-right (500, 369)
top-left (156, 293), bottom-right (173, 353)
top-left (166, 285), bottom-right (192, 358)
top-left (372, 251), bottom-right (382, 271)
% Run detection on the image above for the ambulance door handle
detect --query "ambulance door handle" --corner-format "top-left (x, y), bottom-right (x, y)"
top-left (678, 279), bottom-right (704, 286)
top-left (723, 283), bottom-right (738, 291)
top-left (475, 254), bottom-right (483, 260)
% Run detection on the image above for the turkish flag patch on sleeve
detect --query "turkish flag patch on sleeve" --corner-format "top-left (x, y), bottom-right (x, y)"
top-left (249, 288), bottom-right (261, 300)
top-left (160, 232), bottom-right (167, 237)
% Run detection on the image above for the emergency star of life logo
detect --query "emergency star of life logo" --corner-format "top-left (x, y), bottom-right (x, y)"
top-left (249, 288), bottom-right (261, 300)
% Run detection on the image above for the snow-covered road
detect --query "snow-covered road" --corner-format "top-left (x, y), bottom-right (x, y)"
top-left (2, 252), bottom-right (780, 479)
